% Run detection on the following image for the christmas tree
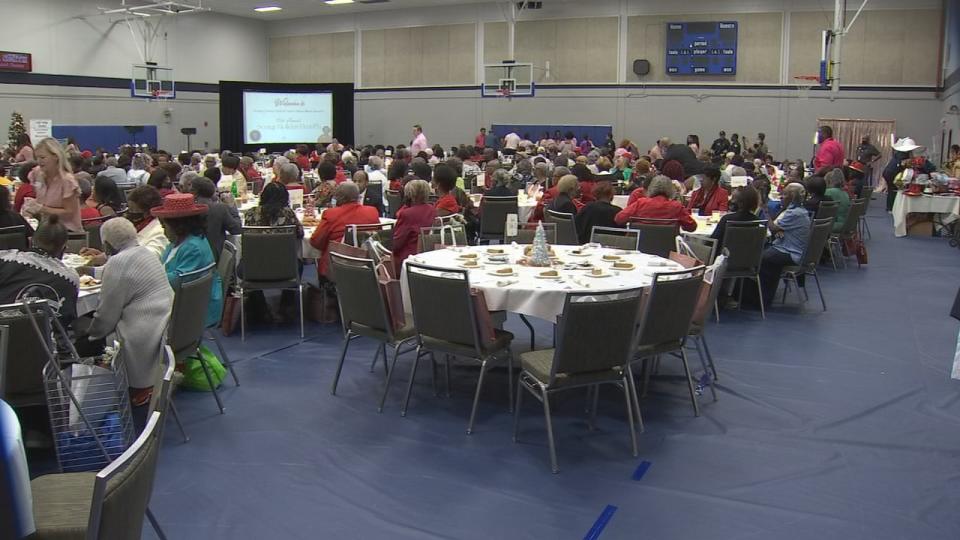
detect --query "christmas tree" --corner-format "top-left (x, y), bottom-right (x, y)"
top-left (7, 111), bottom-right (25, 153)
top-left (530, 221), bottom-right (551, 267)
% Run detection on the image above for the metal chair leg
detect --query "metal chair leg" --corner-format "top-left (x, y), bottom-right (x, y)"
top-left (168, 399), bottom-right (189, 443)
top-left (693, 337), bottom-right (717, 402)
top-left (466, 360), bottom-right (489, 435)
top-left (207, 331), bottom-right (239, 386)
top-left (622, 377), bottom-right (639, 457)
top-left (196, 347), bottom-right (225, 414)
top-left (542, 387), bottom-right (559, 473)
top-left (587, 384), bottom-right (600, 431)
top-left (754, 276), bottom-right (765, 320)
top-left (146, 507), bottom-right (168, 540)
top-left (506, 350), bottom-right (514, 413)
top-left (625, 364), bottom-right (644, 433)
top-left (239, 288), bottom-right (246, 342)
top-left (368, 342), bottom-right (382, 373)
top-left (813, 271), bottom-right (827, 311)
top-left (298, 285), bottom-right (305, 339)
top-left (378, 343), bottom-right (408, 413)
top-left (330, 332), bottom-right (353, 395)
top-left (430, 353), bottom-right (440, 397)
top-left (512, 376), bottom-right (525, 442)
top-left (444, 354), bottom-right (451, 397)
top-left (679, 348), bottom-right (700, 417)
top-left (400, 345), bottom-right (423, 417)
top-left (519, 314), bottom-right (536, 351)
top-left (641, 357), bottom-right (652, 398)
top-left (700, 334), bottom-right (718, 382)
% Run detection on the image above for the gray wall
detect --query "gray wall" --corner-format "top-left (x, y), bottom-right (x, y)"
top-left (356, 87), bottom-right (942, 162)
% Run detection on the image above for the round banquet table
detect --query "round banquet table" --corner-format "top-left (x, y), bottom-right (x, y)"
top-left (400, 244), bottom-right (686, 322)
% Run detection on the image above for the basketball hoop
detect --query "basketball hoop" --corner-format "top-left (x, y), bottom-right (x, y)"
top-left (150, 89), bottom-right (174, 101)
top-left (794, 75), bottom-right (821, 101)
top-left (497, 87), bottom-right (513, 101)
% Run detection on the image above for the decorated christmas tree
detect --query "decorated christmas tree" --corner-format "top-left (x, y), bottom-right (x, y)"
top-left (7, 111), bottom-right (26, 153)
top-left (529, 221), bottom-right (551, 267)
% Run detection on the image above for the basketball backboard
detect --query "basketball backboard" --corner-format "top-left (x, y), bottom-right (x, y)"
top-left (131, 64), bottom-right (175, 99)
top-left (482, 62), bottom-right (534, 98)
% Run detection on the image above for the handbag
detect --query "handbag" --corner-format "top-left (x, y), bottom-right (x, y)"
top-left (220, 293), bottom-right (241, 336)
top-left (855, 239), bottom-right (868, 265)
top-left (304, 282), bottom-right (340, 324)
top-left (950, 287), bottom-right (960, 321)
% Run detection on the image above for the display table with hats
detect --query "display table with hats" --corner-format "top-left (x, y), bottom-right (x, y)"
top-left (892, 191), bottom-right (960, 237)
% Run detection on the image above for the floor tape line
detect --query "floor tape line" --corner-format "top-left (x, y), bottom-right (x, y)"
top-left (583, 504), bottom-right (618, 540)
top-left (632, 460), bottom-right (652, 481)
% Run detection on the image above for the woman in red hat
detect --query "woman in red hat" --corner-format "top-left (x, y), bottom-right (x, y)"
top-left (843, 161), bottom-right (868, 198)
top-left (153, 193), bottom-right (223, 327)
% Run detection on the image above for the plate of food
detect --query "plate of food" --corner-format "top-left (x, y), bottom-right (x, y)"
top-left (568, 249), bottom-right (590, 257)
top-left (487, 248), bottom-right (507, 255)
top-left (457, 253), bottom-right (480, 261)
top-left (79, 275), bottom-right (102, 290)
top-left (62, 253), bottom-right (91, 268)
top-left (459, 260), bottom-right (482, 269)
top-left (534, 269), bottom-right (561, 280)
top-left (611, 262), bottom-right (635, 271)
top-left (488, 267), bottom-right (517, 277)
top-left (585, 267), bottom-right (612, 278)
top-left (602, 254), bottom-right (621, 262)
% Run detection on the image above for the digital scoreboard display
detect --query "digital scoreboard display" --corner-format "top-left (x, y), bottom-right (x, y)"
top-left (665, 21), bottom-right (738, 76)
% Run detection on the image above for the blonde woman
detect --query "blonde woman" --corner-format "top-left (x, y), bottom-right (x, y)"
top-left (28, 138), bottom-right (82, 231)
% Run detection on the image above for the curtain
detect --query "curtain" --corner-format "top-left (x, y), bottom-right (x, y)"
top-left (817, 118), bottom-right (896, 188)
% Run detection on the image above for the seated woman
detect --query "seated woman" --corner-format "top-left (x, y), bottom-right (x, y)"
top-left (433, 163), bottom-right (462, 216)
top-left (753, 183), bottom-right (811, 308)
top-left (76, 218), bottom-right (173, 408)
top-left (803, 175), bottom-right (831, 215)
top-left (0, 185), bottom-right (33, 247)
top-left (614, 175), bottom-right (697, 232)
top-left (570, 163), bottom-right (596, 203)
top-left (485, 169), bottom-right (514, 197)
top-left (153, 193), bottom-right (223, 328)
top-left (312, 161), bottom-right (338, 207)
top-left (687, 166), bottom-right (729, 216)
top-left (547, 174), bottom-right (580, 215)
top-left (244, 181), bottom-right (303, 237)
top-left (78, 178), bottom-right (100, 221)
top-left (0, 215), bottom-right (78, 326)
top-left (392, 179), bottom-right (437, 272)
top-left (387, 160), bottom-right (408, 193)
top-left (86, 176), bottom-right (125, 220)
top-left (711, 185), bottom-right (762, 251)
top-left (310, 182), bottom-right (380, 279)
top-left (148, 168), bottom-right (176, 198)
top-left (575, 181), bottom-right (620, 244)
top-left (824, 168), bottom-right (851, 233)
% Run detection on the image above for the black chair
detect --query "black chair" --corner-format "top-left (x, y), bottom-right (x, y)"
top-left (514, 288), bottom-right (644, 473)
top-left (544, 209), bottom-right (578, 245)
top-left (384, 190), bottom-right (402, 219)
top-left (65, 230), bottom-right (88, 254)
top-left (630, 265), bottom-right (707, 417)
top-left (329, 252), bottom-right (419, 412)
top-left (0, 301), bottom-right (52, 408)
top-left (238, 226), bottom-right (304, 340)
top-left (780, 217), bottom-right (834, 312)
top-left (815, 200), bottom-right (838, 221)
top-left (721, 220), bottom-right (767, 319)
top-left (859, 186), bottom-right (874, 239)
top-left (627, 218), bottom-right (679, 258)
top-left (678, 233), bottom-right (718, 265)
top-left (478, 195), bottom-right (518, 243)
top-left (402, 262), bottom-right (514, 434)
top-left (590, 226), bottom-right (640, 251)
top-left (418, 224), bottom-right (467, 252)
top-left (687, 251), bottom-right (728, 391)
top-left (830, 198), bottom-right (867, 269)
top-left (346, 222), bottom-right (394, 249)
top-left (504, 222), bottom-right (557, 244)
top-left (206, 241), bottom-right (240, 387)
top-left (0, 225), bottom-right (28, 251)
top-left (169, 264), bottom-right (226, 413)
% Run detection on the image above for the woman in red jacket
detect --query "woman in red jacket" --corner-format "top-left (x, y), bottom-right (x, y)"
top-left (391, 179), bottom-right (437, 273)
top-left (686, 166), bottom-right (729, 216)
top-left (310, 182), bottom-right (380, 279)
top-left (615, 175), bottom-right (697, 232)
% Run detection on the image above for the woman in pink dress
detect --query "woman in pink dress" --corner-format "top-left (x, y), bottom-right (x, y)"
top-left (31, 138), bottom-right (82, 232)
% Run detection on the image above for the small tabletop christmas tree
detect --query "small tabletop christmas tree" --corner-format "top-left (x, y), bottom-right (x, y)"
top-left (529, 221), bottom-right (551, 267)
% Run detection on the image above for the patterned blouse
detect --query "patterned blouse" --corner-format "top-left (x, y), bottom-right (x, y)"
top-left (242, 206), bottom-right (304, 239)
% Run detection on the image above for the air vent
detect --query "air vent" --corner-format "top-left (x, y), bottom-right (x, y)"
top-left (517, 1), bottom-right (543, 9)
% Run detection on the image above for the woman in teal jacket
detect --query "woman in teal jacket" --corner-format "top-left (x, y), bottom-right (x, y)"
top-left (153, 193), bottom-right (223, 327)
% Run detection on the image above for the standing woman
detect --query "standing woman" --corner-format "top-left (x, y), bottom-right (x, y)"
top-left (30, 138), bottom-right (83, 232)
top-left (152, 193), bottom-right (223, 328)
top-left (687, 134), bottom-right (701, 155)
top-left (12, 134), bottom-right (33, 163)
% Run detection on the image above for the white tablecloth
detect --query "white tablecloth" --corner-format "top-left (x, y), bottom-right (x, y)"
top-left (891, 192), bottom-right (960, 237)
top-left (401, 244), bottom-right (684, 322)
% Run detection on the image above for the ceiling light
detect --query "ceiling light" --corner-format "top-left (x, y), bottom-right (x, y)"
top-left (254, 6), bottom-right (282, 12)
top-left (325, 0), bottom-right (355, 5)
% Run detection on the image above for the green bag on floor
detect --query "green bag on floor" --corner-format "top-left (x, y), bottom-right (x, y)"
top-left (182, 345), bottom-right (227, 391)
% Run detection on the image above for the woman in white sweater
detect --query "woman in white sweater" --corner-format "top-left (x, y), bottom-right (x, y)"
top-left (82, 217), bottom-right (174, 405)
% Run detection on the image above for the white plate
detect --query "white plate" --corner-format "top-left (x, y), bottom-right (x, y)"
top-left (567, 251), bottom-right (590, 257)
top-left (486, 259), bottom-right (509, 265)
top-left (459, 264), bottom-right (483, 270)
top-left (585, 273), bottom-right (613, 278)
top-left (488, 271), bottom-right (518, 277)
top-left (534, 274), bottom-right (562, 280)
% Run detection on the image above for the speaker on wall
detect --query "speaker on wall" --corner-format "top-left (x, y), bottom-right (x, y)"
top-left (633, 59), bottom-right (651, 76)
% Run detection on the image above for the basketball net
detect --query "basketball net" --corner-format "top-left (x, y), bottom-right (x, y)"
top-left (497, 87), bottom-right (513, 101)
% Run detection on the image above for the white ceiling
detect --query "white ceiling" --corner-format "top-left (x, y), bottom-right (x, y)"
top-left (194, 0), bottom-right (499, 20)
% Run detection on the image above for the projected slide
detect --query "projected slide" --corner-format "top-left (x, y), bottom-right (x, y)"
top-left (243, 91), bottom-right (333, 145)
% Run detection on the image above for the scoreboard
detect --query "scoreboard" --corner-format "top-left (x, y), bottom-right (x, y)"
top-left (665, 21), bottom-right (738, 76)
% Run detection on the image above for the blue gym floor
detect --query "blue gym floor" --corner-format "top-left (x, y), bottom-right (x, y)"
top-left (148, 204), bottom-right (960, 539)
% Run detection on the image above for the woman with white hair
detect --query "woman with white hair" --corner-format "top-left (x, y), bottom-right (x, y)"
top-left (76, 217), bottom-right (173, 408)
top-left (614, 175), bottom-right (697, 232)
top-left (486, 168), bottom-right (515, 197)
top-left (128, 153), bottom-right (151, 186)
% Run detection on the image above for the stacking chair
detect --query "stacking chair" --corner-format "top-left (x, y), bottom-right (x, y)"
top-left (384, 190), bottom-right (402, 218)
top-left (780, 217), bottom-right (834, 312)
top-left (0, 225), bottom-right (28, 250)
top-left (238, 226), bottom-right (304, 340)
top-left (829, 198), bottom-right (867, 269)
top-left (815, 200), bottom-right (838, 221)
top-left (418, 224), bottom-right (467, 252)
top-left (65, 230), bottom-right (88, 254)
top-left (478, 195), bottom-right (518, 243)
top-left (402, 262), bottom-right (515, 434)
top-left (687, 252), bottom-right (728, 391)
top-left (859, 186), bottom-right (874, 239)
top-left (678, 233), bottom-right (718, 265)
top-left (29, 410), bottom-right (165, 540)
top-left (513, 288), bottom-right (644, 473)
top-left (346, 222), bottom-right (394, 249)
top-left (0, 301), bottom-right (53, 409)
top-left (504, 222), bottom-right (557, 244)
top-left (329, 252), bottom-right (419, 412)
top-left (83, 220), bottom-right (105, 252)
top-left (590, 226), bottom-right (640, 251)
top-left (544, 209), bottom-right (578, 245)
top-left (721, 220), bottom-right (767, 319)
top-left (627, 218), bottom-right (679, 258)
top-left (169, 264), bottom-right (227, 414)
top-left (630, 265), bottom-right (707, 417)
top-left (204, 242), bottom-right (240, 387)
